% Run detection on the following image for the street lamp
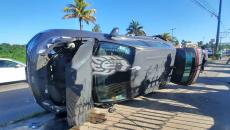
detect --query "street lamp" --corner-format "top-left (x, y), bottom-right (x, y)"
top-left (170, 28), bottom-right (176, 38)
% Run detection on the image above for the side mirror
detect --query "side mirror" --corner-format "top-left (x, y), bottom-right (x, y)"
top-left (15, 64), bottom-right (22, 68)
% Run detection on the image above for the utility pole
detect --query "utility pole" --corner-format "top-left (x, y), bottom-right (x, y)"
top-left (170, 28), bottom-right (176, 38)
top-left (215, 0), bottom-right (222, 57)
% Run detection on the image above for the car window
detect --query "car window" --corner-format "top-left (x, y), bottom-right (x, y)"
top-left (93, 42), bottom-right (135, 102)
top-left (97, 42), bottom-right (135, 64)
top-left (0, 60), bottom-right (18, 68)
top-left (147, 42), bottom-right (172, 48)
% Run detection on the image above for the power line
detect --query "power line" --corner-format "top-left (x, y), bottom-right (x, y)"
top-left (199, 0), bottom-right (217, 13)
top-left (190, 0), bottom-right (228, 55)
top-left (190, 0), bottom-right (218, 17)
top-left (190, 0), bottom-right (226, 31)
top-left (170, 28), bottom-right (176, 38)
top-left (199, 0), bottom-right (226, 31)
top-left (220, 21), bottom-right (227, 31)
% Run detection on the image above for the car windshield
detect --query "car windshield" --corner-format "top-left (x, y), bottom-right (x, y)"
top-left (0, 60), bottom-right (18, 68)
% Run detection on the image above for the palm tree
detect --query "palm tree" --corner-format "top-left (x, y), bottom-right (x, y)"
top-left (172, 37), bottom-right (179, 46)
top-left (63, 0), bottom-right (96, 30)
top-left (92, 24), bottom-right (101, 32)
top-left (181, 40), bottom-right (192, 47)
top-left (126, 20), bottom-right (146, 36)
top-left (162, 33), bottom-right (172, 41)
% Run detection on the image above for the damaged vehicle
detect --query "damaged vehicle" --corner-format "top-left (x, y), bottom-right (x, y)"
top-left (26, 28), bottom-right (202, 127)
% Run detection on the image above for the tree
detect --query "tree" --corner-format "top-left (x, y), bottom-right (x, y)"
top-left (0, 43), bottom-right (26, 63)
top-left (197, 41), bottom-right (203, 47)
top-left (181, 40), bottom-right (192, 47)
top-left (63, 0), bottom-right (96, 30)
top-left (172, 37), bottom-right (179, 46)
top-left (181, 40), bottom-right (187, 47)
top-left (162, 33), bottom-right (172, 41)
top-left (92, 24), bottom-right (101, 32)
top-left (160, 33), bottom-right (179, 46)
top-left (126, 20), bottom-right (146, 36)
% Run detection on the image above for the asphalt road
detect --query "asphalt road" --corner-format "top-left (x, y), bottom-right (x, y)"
top-left (1, 58), bottom-right (230, 130)
top-left (0, 82), bottom-right (44, 126)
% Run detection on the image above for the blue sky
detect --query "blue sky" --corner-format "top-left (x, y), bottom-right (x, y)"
top-left (0, 0), bottom-right (229, 44)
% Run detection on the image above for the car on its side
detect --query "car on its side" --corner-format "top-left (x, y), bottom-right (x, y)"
top-left (0, 58), bottom-right (26, 84)
top-left (26, 29), bottom-right (202, 127)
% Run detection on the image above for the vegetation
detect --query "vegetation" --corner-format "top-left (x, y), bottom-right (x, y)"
top-left (172, 37), bottom-right (179, 46)
top-left (63, 0), bottom-right (96, 30)
top-left (181, 40), bottom-right (191, 47)
top-left (126, 20), bottom-right (146, 36)
top-left (220, 44), bottom-right (230, 49)
top-left (204, 42), bottom-right (230, 50)
top-left (197, 41), bottom-right (203, 47)
top-left (162, 33), bottom-right (172, 41)
top-left (161, 33), bottom-right (179, 46)
top-left (92, 24), bottom-right (102, 32)
top-left (0, 43), bottom-right (26, 63)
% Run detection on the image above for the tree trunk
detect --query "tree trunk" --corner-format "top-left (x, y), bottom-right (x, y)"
top-left (79, 19), bottom-right (83, 30)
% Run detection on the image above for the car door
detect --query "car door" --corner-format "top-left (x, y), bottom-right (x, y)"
top-left (14, 62), bottom-right (26, 81)
top-left (0, 60), bottom-right (25, 83)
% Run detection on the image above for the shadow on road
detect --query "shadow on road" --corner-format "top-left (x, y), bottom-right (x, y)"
top-left (120, 84), bottom-right (230, 130)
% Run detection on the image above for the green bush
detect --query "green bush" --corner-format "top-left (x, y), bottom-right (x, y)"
top-left (0, 43), bottom-right (26, 63)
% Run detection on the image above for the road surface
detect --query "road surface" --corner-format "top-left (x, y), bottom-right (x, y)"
top-left (0, 82), bottom-right (44, 127)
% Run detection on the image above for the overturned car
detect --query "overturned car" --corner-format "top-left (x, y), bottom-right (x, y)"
top-left (26, 28), bottom-right (202, 127)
